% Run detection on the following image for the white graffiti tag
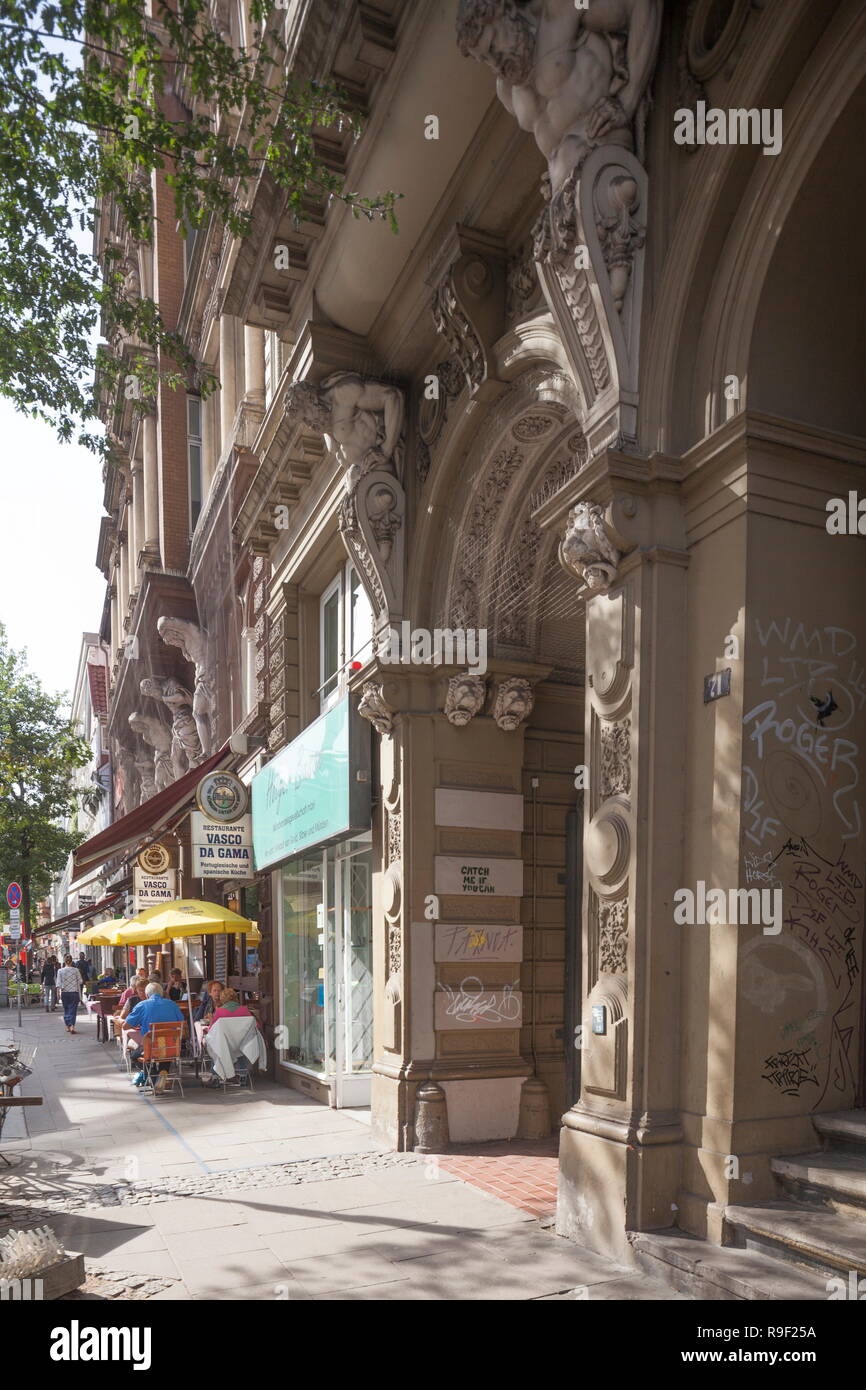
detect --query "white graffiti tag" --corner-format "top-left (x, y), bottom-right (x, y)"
top-left (439, 978), bottom-right (522, 1025)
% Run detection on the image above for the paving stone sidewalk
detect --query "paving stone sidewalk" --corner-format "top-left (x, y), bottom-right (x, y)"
top-left (0, 1009), bottom-right (685, 1301)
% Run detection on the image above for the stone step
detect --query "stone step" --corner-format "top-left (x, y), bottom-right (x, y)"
top-left (726, 1200), bottom-right (866, 1278)
top-left (630, 1229), bottom-right (830, 1301)
top-left (812, 1109), bottom-right (866, 1152)
top-left (771, 1150), bottom-right (866, 1212)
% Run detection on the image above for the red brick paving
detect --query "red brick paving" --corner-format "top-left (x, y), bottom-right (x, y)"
top-left (430, 1138), bottom-right (559, 1219)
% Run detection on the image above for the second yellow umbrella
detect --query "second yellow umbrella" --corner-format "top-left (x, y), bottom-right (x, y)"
top-left (77, 921), bottom-right (128, 947)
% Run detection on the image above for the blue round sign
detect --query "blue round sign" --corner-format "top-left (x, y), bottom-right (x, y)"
top-left (6, 883), bottom-right (22, 909)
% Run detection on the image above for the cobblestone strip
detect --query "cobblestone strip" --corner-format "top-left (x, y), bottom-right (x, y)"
top-left (61, 1266), bottom-right (180, 1301)
top-left (0, 1148), bottom-right (423, 1219)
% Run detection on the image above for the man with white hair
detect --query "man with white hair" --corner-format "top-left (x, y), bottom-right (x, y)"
top-left (123, 982), bottom-right (184, 1093)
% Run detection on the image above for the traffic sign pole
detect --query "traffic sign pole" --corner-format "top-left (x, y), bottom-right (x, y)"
top-left (7, 885), bottom-right (23, 1024)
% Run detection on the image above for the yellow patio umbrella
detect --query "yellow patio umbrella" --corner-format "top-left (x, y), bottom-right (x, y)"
top-left (76, 921), bottom-right (129, 947)
top-left (129, 899), bottom-right (259, 940)
top-left (112, 915), bottom-right (261, 947)
top-left (112, 900), bottom-right (261, 1058)
top-left (111, 920), bottom-right (167, 947)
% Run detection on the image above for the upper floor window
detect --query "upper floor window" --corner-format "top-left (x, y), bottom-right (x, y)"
top-left (187, 395), bottom-right (202, 530)
top-left (319, 562), bottom-right (373, 713)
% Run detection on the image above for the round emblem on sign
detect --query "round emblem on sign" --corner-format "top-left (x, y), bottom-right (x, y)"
top-left (137, 842), bottom-right (171, 874)
top-left (195, 771), bottom-right (248, 823)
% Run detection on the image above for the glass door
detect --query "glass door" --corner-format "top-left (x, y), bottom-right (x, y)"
top-left (279, 854), bottom-right (326, 1071)
top-left (278, 838), bottom-right (373, 1105)
top-left (328, 836), bottom-right (373, 1107)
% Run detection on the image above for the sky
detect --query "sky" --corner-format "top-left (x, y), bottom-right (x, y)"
top-left (0, 399), bottom-right (106, 705)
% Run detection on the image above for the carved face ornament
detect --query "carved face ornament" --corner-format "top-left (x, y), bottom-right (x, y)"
top-left (447, 681), bottom-right (489, 733)
top-left (493, 678), bottom-right (534, 731)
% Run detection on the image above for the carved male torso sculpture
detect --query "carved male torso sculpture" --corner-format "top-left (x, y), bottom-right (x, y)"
top-left (285, 371), bottom-right (404, 493)
top-left (157, 617), bottom-right (215, 759)
top-left (458, 0), bottom-right (662, 191)
top-left (128, 711), bottom-right (174, 792)
top-left (140, 676), bottom-right (203, 777)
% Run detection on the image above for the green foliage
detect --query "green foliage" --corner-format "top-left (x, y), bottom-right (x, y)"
top-left (0, 624), bottom-right (92, 917)
top-left (0, 1), bottom-right (400, 450)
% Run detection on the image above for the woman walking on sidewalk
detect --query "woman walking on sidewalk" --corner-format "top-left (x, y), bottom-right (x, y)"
top-left (56, 955), bottom-right (82, 1034)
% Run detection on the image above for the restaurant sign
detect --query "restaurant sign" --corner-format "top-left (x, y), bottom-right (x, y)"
top-left (251, 696), bottom-right (371, 871)
top-left (133, 867), bottom-right (176, 910)
top-left (190, 812), bottom-right (253, 880)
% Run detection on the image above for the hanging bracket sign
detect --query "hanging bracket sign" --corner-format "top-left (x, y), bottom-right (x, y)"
top-left (133, 867), bottom-right (177, 910)
top-left (190, 812), bottom-right (253, 880)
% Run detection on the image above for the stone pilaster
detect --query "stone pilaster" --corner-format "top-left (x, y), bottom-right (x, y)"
top-left (538, 449), bottom-right (689, 1260)
top-left (357, 661), bottom-right (547, 1151)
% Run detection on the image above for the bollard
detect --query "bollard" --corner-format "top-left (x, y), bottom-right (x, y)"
top-left (413, 1081), bottom-right (449, 1154)
top-left (517, 1075), bottom-right (551, 1139)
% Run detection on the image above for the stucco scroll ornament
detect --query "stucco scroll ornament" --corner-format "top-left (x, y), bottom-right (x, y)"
top-left (286, 373), bottom-right (407, 630)
top-left (559, 501), bottom-right (622, 595)
top-left (493, 677), bottom-right (535, 732)
top-left (139, 676), bottom-right (204, 778)
top-left (444, 673), bottom-right (487, 727)
top-left (157, 616), bottom-right (216, 758)
top-left (358, 682), bottom-right (394, 736)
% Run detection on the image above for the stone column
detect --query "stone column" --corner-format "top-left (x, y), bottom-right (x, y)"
top-left (244, 326), bottom-right (265, 404)
top-left (544, 452), bottom-right (689, 1262)
top-left (117, 530), bottom-right (129, 630)
top-left (109, 581), bottom-right (120, 660)
top-left (141, 408), bottom-right (159, 555)
top-left (219, 314), bottom-right (242, 445)
top-left (201, 390), bottom-right (217, 498)
top-left (130, 461), bottom-right (144, 588)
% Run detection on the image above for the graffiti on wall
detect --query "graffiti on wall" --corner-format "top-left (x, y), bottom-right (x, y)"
top-left (741, 618), bottom-right (864, 1106)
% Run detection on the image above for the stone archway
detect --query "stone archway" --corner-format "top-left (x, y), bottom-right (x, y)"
top-left (434, 368), bottom-right (588, 661)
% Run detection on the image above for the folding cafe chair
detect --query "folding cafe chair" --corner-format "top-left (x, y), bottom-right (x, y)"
top-left (138, 1021), bottom-right (185, 1097)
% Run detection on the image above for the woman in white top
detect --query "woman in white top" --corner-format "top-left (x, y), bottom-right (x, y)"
top-left (56, 955), bottom-right (82, 1033)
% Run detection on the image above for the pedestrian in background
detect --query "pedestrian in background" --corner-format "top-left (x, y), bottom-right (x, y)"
top-left (41, 954), bottom-right (58, 1012)
top-left (57, 955), bottom-right (82, 1034)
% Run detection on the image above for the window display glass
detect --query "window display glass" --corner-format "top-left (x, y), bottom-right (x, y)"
top-left (279, 853), bottom-right (325, 1070)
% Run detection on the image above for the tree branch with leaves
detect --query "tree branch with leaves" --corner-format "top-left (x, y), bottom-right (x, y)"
top-left (0, 0), bottom-right (401, 452)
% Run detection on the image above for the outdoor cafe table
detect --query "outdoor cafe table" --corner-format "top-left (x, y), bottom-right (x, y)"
top-left (88, 992), bottom-right (122, 1043)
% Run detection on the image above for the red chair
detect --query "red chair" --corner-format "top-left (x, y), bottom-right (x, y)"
top-left (140, 1022), bottom-right (185, 1097)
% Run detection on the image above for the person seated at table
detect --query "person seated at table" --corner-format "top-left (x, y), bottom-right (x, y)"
top-left (95, 968), bottom-right (117, 990)
top-left (194, 980), bottom-right (224, 1023)
top-left (117, 973), bottom-right (146, 1009)
top-left (209, 987), bottom-right (262, 1030)
top-left (118, 980), bottom-right (147, 1020)
top-left (124, 983), bottom-right (184, 1094)
top-left (167, 968), bottom-right (186, 1002)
